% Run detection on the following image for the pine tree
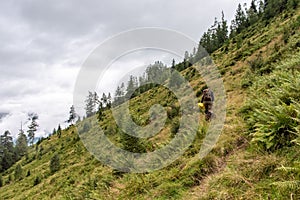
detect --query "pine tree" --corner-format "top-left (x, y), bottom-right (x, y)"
top-left (85, 91), bottom-right (96, 117)
top-left (15, 124), bottom-right (28, 160)
top-left (251, 0), bottom-right (258, 12)
top-left (101, 93), bottom-right (107, 107)
top-left (107, 93), bottom-right (112, 109)
top-left (120, 82), bottom-right (125, 96)
top-left (93, 92), bottom-right (100, 109)
top-left (27, 113), bottom-right (39, 145)
top-left (287, 0), bottom-right (298, 9)
top-left (0, 130), bottom-right (15, 171)
top-left (0, 174), bottom-right (3, 187)
top-left (247, 0), bottom-right (259, 25)
top-left (169, 70), bottom-right (183, 88)
top-left (258, 0), bottom-right (264, 16)
top-left (57, 124), bottom-right (62, 138)
top-left (235, 3), bottom-right (247, 33)
top-left (67, 105), bottom-right (77, 125)
top-left (171, 59), bottom-right (176, 69)
top-left (97, 102), bottom-right (104, 122)
top-left (126, 75), bottom-right (136, 98)
top-left (114, 86), bottom-right (122, 105)
top-left (50, 154), bottom-right (60, 173)
top-left (119, 119), bottom-right (145, 153)
top-left (14, 164), bottom-right (23, 180)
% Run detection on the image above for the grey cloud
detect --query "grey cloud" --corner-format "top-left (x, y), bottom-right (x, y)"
top-left (0, 0), bottom-right (252, 138)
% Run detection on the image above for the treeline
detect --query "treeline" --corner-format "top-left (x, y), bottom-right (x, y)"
top-left (113, 61), bottom-right (170, 105)
top-left (172, 0), bottom-right (299, 73)
top-left (199, 0), bottom-right (299, 54)
top-left (0, 113), bottom-right (39, 173)
top-left (0, 130), bottom-right (27, 173)
top-left (103, 1), bottom-right (300, 108)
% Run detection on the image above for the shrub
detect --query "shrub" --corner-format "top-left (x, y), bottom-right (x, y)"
top-left (247, 55), bottom-right (264, 72)
top-left (167, 105), bottom-right (180, 119)
top-left (171, 120), bottom-right (180, 135)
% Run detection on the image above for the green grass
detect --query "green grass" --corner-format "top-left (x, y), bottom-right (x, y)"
top-left (0, 5), bottom-right (300, 200)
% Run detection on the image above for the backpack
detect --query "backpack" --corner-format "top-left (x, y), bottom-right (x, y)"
top-left (203, 89), bottom-right (212, 102)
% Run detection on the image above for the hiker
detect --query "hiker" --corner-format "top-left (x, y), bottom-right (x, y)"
top-left (201, 88), bottom-right (214, 121)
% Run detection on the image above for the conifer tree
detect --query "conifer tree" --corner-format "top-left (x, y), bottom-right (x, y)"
top-left (50, 154), bottom-right (60, 173)
top-left (0, 174), bottom-right (3, 187)
top-left (57, 124), bottom-right (62, 138)
top-left (67, 105), bottom-right (77, 125)
top-left (97, 102), bottom-right (104, 122)
top-left (15, 124), bottom-right (28, 159)
top-left (107, 93), bottom-right (112, 109)
top-left (85, 91), bottom-right (96, 117)
top-left (0, 130), bottom-right (15, 171)
top-left (235, 3), bottom-right (247, 33)
top-left (27, 113), bottom-right (39, 145)
top-left (101, 93), bottom-right (107, 107)
top-left (14, 164), bottom-right (23, 180)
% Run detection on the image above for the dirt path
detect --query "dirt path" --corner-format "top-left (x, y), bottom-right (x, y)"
top-left (188, 137), bottom-right (249, 199)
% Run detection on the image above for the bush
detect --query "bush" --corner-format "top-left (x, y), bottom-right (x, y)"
top-left (247, 55), bottom-right (264, 72)
top-left (167, 105), bottom-right (180, 119)
top-left (170, 120), bottom-right (180, 135)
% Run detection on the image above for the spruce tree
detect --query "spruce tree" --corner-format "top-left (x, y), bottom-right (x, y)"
top-left (107, 93), bottom-right (112, 109)
top-left (0, 174), bottom-right (3, 187)
top-left (0, 130), bottom-right (15, 171)
top-left (50, 154), bottom-right (60, 173)
top-left (101, 93), bottom-right (107, 107)
top-left (97, 102), bottom-right (104, 122)
top-left (14, 164), bottom-right (23, 180)
top-left (235, 3), bottom-right (247, 33)
top-left (85, 91), bottom-right (96, 117)
top-left (67, 105), bottom-right (77, 125)
top-left (126, 75), bottom-right (136, 98)
top-left (247, 0), bottom-right (259, 25)
top-left (171, 59), bottom-right (176, 69)
top-left (15, 125), bottom-right (28, 160)
top-left (27, 113), bottom-right (39, 145)
top-left (57, 124), bottom-right (62, 138)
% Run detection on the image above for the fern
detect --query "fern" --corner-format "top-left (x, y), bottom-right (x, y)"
top-left (242, 52), bottom-right (300, 151)
top-left (272, 180), bottom-right (300, 190)
top-left (272, 159), bottom-right (300, 190)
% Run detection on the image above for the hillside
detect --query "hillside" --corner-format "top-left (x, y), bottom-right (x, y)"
top-left (0, 4), bottom-right (300, 200)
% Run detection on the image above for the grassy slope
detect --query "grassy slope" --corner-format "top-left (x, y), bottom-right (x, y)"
top-left (189, 7), bottom-right (300, 199)
top-left (0, 7), bottom-right (299, 200)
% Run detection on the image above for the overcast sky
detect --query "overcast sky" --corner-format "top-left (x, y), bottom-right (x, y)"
top-left (0, 0), bottom-right (251, 139)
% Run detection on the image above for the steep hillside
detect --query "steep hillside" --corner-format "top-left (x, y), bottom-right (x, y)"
top-left (0, 5), bottom-right (300, 200)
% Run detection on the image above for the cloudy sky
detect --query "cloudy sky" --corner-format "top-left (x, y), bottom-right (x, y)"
top-left (0, 0), bottom-right (251, 139)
